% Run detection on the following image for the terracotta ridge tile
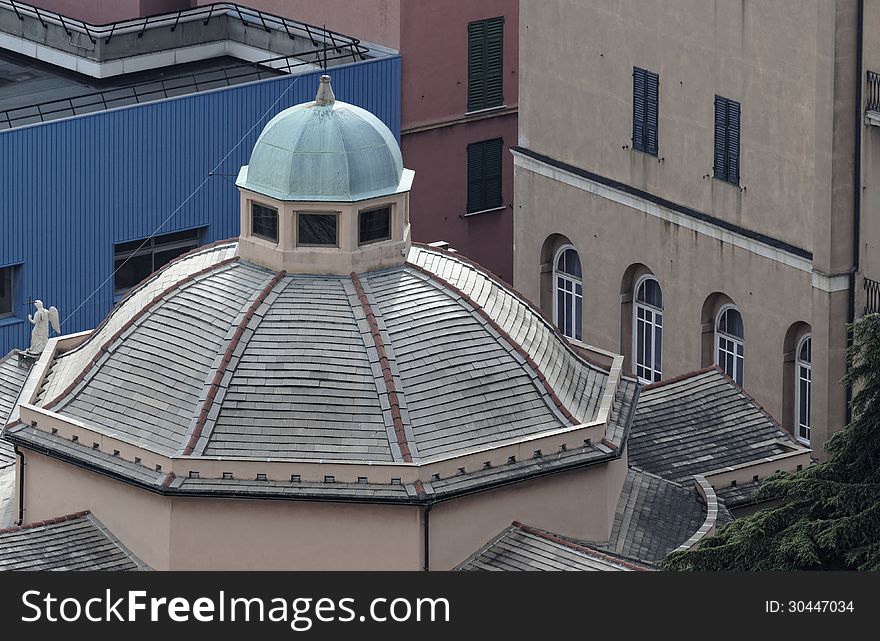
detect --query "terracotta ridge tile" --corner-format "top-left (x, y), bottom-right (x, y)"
top-left (350, 272), bottom-right (413, 463)
top-left (407, 262), bottom-right (579, 425)
top-left (182, 270), bottom-right (286, 456)
top-left (0, 510), bottom-right (91, 534)
top-left (43, 256), bottom-right (240, 412)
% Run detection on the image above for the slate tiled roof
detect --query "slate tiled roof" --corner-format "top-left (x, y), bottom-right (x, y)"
top-left (0, 439), bottom-right (13, 471)
top-left (407, 246), bottom-right (610, 424)
top-left (204, 275), bottom-right (395, 461)
top-left (0, 351), bottom-right (30, 468)
top-left (716, 480), bottom-right (763, 508)
top-left (39, 242), bottom-right (239, 404)
top-left (457, 522), bottom-right (650, 571)
top-left (628, 368), bottom-right (805, 485)
top-left (52, 261), bottom-right (270, 456)
top-left (0, 351), bottom-right (29, 428)
top-left (0, 512), bottom-right (149, 571)
top-left (20, 243), bottom-right (622, 466)
top-left (365, 269), bottom-right (569, 459)
top-left (602, 468), bottom-right (706, 564)
top-left (606, 376), bottom-right (639, 447)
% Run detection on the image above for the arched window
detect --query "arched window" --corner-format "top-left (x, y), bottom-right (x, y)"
top-left (553, 245), bottom-right (582, 341)
top-left (715, 305), bottom-right (744, 385)
top-left (795, 334), bottom-right (811, 445)
top-left (633, 275), bottom-right (663, 383)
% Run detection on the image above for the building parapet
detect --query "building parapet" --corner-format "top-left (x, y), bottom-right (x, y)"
top-left (0, 1), bottom-right (371, 78)
top-left (673, 475), bottom-right (718, 552)
top-left (701, 448), bottom-right (813, 497)
top-left (14, 399), bottom-right (611, 488)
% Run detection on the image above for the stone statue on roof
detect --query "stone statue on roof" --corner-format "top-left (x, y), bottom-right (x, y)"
top-left (27, 300), bottom-right (60, 355)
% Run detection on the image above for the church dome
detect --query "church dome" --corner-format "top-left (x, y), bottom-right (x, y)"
top-left (34, 242), bottom-right (628, 464)
top-left (237, 75), bottom-right (410, 202)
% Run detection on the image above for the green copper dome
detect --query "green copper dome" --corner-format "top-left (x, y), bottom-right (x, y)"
top-left (237, 75), bottom-right (412, 202)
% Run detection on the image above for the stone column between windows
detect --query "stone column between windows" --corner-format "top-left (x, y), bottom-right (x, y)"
top-left (809, 286), bottom-right (849, 461)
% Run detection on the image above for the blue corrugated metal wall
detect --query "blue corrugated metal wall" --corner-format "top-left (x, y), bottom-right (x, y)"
top-left (0, 55), bottom-right (401, 355)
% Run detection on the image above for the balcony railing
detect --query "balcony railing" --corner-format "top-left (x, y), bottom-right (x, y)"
top-left (867, 71), bottom-right (880, 125)
top-left (865, 277), bottom-right (880, 315)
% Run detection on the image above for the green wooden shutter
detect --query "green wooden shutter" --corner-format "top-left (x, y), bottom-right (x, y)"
top-left (467, 21), bottom-right (487, 111)
top-left (645, 71), bottom-right (659, 156)
top-left (714, 96), bottom-right (728, 180)
top-left (484, 17), bottom-right (504, 108)
top-left (726, 100), bottom-right (740, 184)
top-left (468, 17), bottom-right (504, 111)
top-left (467, 141), bottom-right (486, 212)
top-left (467, 138), bottom-right (504, 213)
top-left (484, 138), bottom-right (503, 209)
top-left (632, 67), bottom-right (646, 152)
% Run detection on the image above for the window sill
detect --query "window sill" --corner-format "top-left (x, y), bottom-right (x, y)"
top-left (464, 104), bottom-right (508, 117)
top-left (712, 176), bottom-right (741, 188)
top-left (463, 205), bottom-right (507, 218)
top-left (0, 316), bottom-right (24, 328)
top-left (629, 147), bottom-right (658, 158)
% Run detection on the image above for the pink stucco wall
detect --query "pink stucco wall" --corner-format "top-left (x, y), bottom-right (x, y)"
top-left (27, 0), bottom-right (191, 24)
top-left (399, 0), bottom-right (518, 128)
top-left (403, 114), bottom-right (516, 282)
top-left (196, 0), bottom-right (402, 49)
top-left (399, 0), bottom-right (518, 281)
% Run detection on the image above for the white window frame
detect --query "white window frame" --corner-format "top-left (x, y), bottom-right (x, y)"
top-left (795, 334), bottom-right (812, 445)
top-left (552, 244), bottom-right (582, 341)
top-left (632, 275), bottom-right (663, 384)
top-left (715, 304), bottom-right (744, 386)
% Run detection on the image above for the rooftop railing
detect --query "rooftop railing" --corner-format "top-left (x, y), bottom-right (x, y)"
top-left (1, 1), bottom-right (369, 61)
top-left (0, 49), bottom-right (359, 130)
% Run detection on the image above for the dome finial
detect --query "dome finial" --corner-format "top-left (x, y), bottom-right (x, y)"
top-left (315, 75), bottom-right (336, 107)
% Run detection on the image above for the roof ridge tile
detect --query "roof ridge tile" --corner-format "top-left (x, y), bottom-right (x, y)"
top-left (350, 272), bottom-right (416, 463)
top-left (0, 510), bottom-right (91, 535)
top-left (182, 270), bottom-right (287, 456)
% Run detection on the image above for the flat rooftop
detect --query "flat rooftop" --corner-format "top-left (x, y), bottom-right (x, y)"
top-left (0, 49), bottom-right (284, 130)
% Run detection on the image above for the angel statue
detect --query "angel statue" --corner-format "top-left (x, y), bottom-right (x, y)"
top-left (27, 300), bottom-right (60, 355)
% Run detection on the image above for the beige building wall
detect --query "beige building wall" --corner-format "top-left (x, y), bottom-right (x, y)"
top-left (19, 444), bottom-right (627, 570)
top-left (168, 498), bottom-right (421, 571)
top-left (515, 0), bottom-right (860, 454)
top-left (859, 1), bottom-right (880, 286)
top-left (513, 168), bottom-right (812, 432)
top-left (428, 454), bottom-right (629, 570)
top-left (20, 451), bottom-right (174, 570)
top-left (519, 0), bottom-right (836, 253)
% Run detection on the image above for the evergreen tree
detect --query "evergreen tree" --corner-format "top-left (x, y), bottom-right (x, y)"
top-left (662, 314), bottom-right (880, 570)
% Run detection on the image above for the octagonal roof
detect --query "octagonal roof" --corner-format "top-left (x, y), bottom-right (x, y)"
top-left (30, 243), bottom-right (628, 464)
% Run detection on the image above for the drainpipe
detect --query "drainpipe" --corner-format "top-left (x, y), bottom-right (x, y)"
top-left (15, 445), bottom-right (25, 526)
top-left (423, 502), bottom-right (432, 571)
top-left (847, 0), bottom-right (865, 424)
